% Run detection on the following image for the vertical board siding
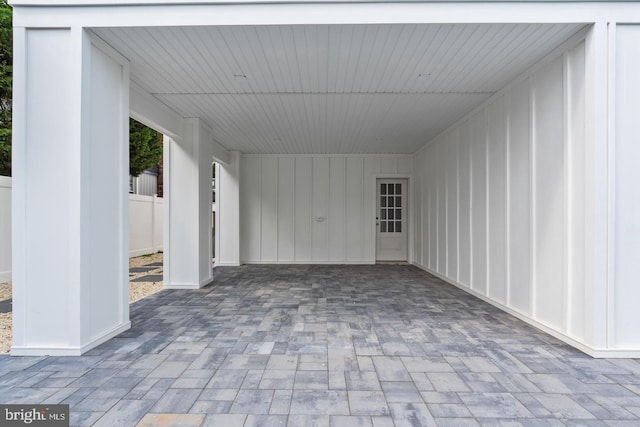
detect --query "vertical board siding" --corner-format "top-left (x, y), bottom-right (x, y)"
top-left (470, 110), bottom-right (488, 294)
top-left (241, 155), bottom-right (411, 264)
top-left (294, 157), bottom-right (312, 261)
top-left (312, 157), bottom-right (330, 261)
top-left (436, 142), bottom-right (447, 275)
top-left (445, 134), bottom-right (459, 281)
top-left (413, 155), bottom-right (422, 265)
top-left (428, 146), bottom-right (438, 270)
top-left (413, 40), bottom-right (586, 342)
top-left (446, 131), bottom-right (459, 280)
top-left (487, 96), bottom-right (507, 304)
top-left (240, 157), bottom-right (261, 261)
top-left (567, 42), bottom-right (586, 340)
top-left (532, 56), bottom-right (565, 329)
top-left (458, 121), bottom-right (472, 287)
top-left (346, 157), bottom-right (364, 261)
top-left (507, 79), bottom-right (531, 314)
top-left (363, 157), bottom-right (381, 261)
top-left (261, 157), bottom-right (279, 262)
top-left (277, 158), bottom-right (295, 262)
top-left (380, 157), bottom-right (398, 174)
top-left (329, 157), bottom-right (346, 261)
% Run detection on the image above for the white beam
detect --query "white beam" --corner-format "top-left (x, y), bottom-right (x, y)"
top-left (10, 2), bottom-right (640, 29)
top-left (211, 138), bottom-right (230, 165)
top-left (130, 81), bottom-right (183, 141)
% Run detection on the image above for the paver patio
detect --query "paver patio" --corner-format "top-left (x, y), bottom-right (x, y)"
top-left (0, 264), bottom-right (639, 426)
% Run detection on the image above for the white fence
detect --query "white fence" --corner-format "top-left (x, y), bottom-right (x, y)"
top-left (0, 178), bottom-right (163, 282)
top-left (129, 193), bottom-right (163, 257)
top-left (0, 176), bottom-right (10, 282)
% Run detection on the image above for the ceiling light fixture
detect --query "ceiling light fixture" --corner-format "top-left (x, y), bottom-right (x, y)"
top-left (418, 73), bottom-right (432, 78)
top-left (233, 74), bottom-right (247, 79)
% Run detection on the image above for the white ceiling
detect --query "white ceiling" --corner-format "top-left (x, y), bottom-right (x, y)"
top-left (93, 23), bottom-right (583, 154)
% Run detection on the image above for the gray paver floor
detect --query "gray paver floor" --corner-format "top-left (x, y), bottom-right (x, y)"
top-left (1, 264), bottom-right (640, 426)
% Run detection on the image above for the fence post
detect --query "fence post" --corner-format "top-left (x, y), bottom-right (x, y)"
top-left (152, 194), bottom-right (158, 253)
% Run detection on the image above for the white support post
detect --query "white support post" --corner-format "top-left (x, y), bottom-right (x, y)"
top-left (11, 27), bottom-right (130, 356)
top-left (582, 21), bottom-right (610, 351)
top-left (217, 151), bottom-right (241, 266)
top-left (164, 118), bottom-right (214, 289)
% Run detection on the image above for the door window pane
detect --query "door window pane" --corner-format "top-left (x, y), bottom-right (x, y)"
top-left (388, 185), bottom-right (395, 195)
top-left (396, 221), bottom-right (401, 232)
top-left (381, 196), bottom-right (386, 208)
top-left (381, 184), bottom-right (387, 195)
top-left (396, 184), bottom-right (401, 194)
top-left (381, 210), bottom-right (386, 220)
top-left (396, 209), bottom-right (401, 220)
top-left (396, 196), bottom-right (401, 207)
top-left (388, 209), bottom-right (394, 220)
top-left (380, 222), bottom-right (387, 232)
top-left (388, 222), bottom-right (395, 232)
top-left (388, 197), bottom-right (394, 207)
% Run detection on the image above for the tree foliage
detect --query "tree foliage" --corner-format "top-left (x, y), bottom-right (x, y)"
top-left (129, 118), bottom-right (162, 177)
top-left (0, 0), bottom-right (12, 176)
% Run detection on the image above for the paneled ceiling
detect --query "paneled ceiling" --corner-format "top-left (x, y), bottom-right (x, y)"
top-left (93, 23), bottom-right (583, 154)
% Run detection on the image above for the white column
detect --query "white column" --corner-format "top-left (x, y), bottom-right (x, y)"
top-left (609, 23), bottom-right (640, 353)
top-left (217, 151), bottom-right (241, 266)
top-left (582, 22), bottom-right (611, 353)
top-left (11, 28), bottom-right (130, 356)
top-left (164, 118), bottom-right (213, 289)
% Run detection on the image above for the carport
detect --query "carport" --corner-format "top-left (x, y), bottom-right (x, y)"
top-left (8, 0), bottom-right (640, 357)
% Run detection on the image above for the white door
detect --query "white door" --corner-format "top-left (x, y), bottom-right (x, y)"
top-left (376, 179), bottom-right (408, 261)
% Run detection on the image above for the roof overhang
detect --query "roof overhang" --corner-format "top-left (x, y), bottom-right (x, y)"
top-left (10, 1), bottom-right (636, 154)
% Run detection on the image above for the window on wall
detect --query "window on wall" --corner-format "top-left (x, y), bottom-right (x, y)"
top-left (380, 183), bottom-right (402, 233)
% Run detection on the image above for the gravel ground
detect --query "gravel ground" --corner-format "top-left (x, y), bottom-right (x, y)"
top-left (0, 253), bottom-right (164, 354)
top-left (0, 282), bottom-right (10, 301)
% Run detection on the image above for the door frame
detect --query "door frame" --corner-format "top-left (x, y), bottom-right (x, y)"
top-left (371, 173), bottom-right (413, 263)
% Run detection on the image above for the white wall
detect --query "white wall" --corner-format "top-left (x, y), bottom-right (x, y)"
top-left (129, 194), bottom-right (163, 257)
top-left (0, 176), bottom-right (10, 282)
top-left (612, 25), bottom-right (640, 350)
top-left (414, 35), bottom-right (590, 350)
top-left (240, 154), bottom-right (412, 264)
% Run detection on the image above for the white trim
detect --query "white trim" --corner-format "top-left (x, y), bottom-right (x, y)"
top-left (163, 280), bottom-right (209, 289)
top-left (162, 135), bottom-right (172, 292)
top-left (242, 153), bottom-right (414, 159)
top-left (412, 263), bottom-right (640, 359)
top-left (11, 3), bottom-right (640, 29)
top-left (606, 21), bottom-right (617, 349)
top-left (373, 174), bottom-right (412, 263)
top-left (10, 321), bottom-right (131, 357)
top-left (242, 260), bottom-right (376, 265)
top-left (215, 261), bottom-right (241, 267)
top-left (129, 248), bottom-right (160, 258)
top-left (12, 0), bottom-right (638, 4)
top-left (563, 50), bottom-right (571, 334)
